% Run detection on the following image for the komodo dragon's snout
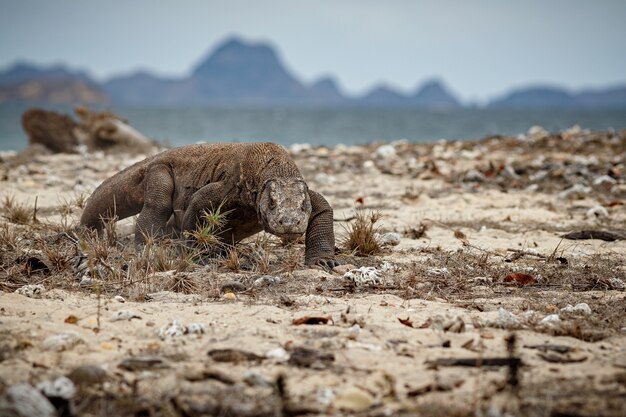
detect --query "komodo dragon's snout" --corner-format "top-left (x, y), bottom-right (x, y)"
top-left (258, 178), bottom-right (311, 241)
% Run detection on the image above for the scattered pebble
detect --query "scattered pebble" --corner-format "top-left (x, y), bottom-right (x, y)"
top-left (376, 232), bottom-right (401, 246)
top-left (490, 308), bottom-right (522, 329)
top-left (333, 386), bottom-right (376, 412)
top-left (110, 310), bottom-right (142, 322)
top-left (118, 356), bottom-right (169, 371)
top-left (187, 323), bottom-right (207, 335)
top-left (540, 314), bottom-right (562, 326)
top-left (586, 205), bottom-right (608, 219)
top-left (592, 175), bottom-right (616, 186)
top-left (36, 376), bottom-right (76, 400)
top-left (265, 347), bottom-right (289, 361)
top-left (242, 370), bottom-right (273, 387)
top-left (42, 331), bottom-right (83, 352)
top-left (253, 275), bottom-right (281, 287)
top-left (607, 277), bottom-right (625, 291)
top-left (462, 169), bottom-right (486, 182)
top-left (432, 314), bottom-right (466, 333)
top-left (67, 365), bottom-right (107, 386)
top-left (374, 144), bottom-right (396, 158)
top-left (560, 303), bottom-right (592, 315)
top-left (15, 284), bottom-right (45, 298)
top-left (316, 387), bottom-right (335, 406)
top-left (558, 184), bottom-right (591, 200)
top-left (222, 292), bottom-right (237, 301)
top-left (158, 320), bottom-right (187, 339)
top-left (0, 383), bottom-right (56, 417)
top-left (113, 295), bottom-right (126, 303)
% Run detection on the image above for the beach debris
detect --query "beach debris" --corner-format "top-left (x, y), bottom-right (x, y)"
top-left (118, 356), bottom-right (169, 371)
top-left (20, 107), bottom-right (156, 155)
top-left (558, 184), bottom-right (591, 200)
top-left (462, 169), bottom-right (486, 183)
top-left (36, 376), bottom-right (76, 400)
top-left (540, 314), bottom-right (561, 326)
top-left (425, 357), bottom-right (522, 368)
top-left (343, 266), bottom-right (384, 286)
top-left (208, 348), bottom-right (263, 363)
top-left (253, 275), bottom-right (281, 287)
top-left (113, 295), bottom-right (126, 303)
top-left (332, 387), bottom-right (376, 412)
top-left (560, 303), bottom-right (592, 316)
top-left (42, 331), bottom-right (84, 352)
top-left (242, 370), bottom-right (273, 387)
top-left (488, 308), bottom-right (522, 330)
top-left (292, 315), bottom-right (333, 325)
top-left (332, 263), bottom-right (357, 275)
top-left (586, 205), bottom-right (609, 219)
top-left (561, 230), bottom-right (626, 241)
top-left (15, 284), bottom-right (45, 298)
top-left (316, 387), bottom-right (335, 406)
top-left (288, 346), bottom-right (335, 368)
top-left (64, 315), bottom-right (79, 324)
top-left (0, 383), bottom-right (56, 417)
top-left (537, 351), bottom-right (588, 364)
top-left (431, 314), bottom-right (466, 333)
top-left (157, 319), bottom-right (206, 339)
top-left (503, 273), bottom-right (537, 285)
top-left (265, 347), bottom-right (289, 362)
top-left (398, 317), bottom-right (414, 328)
top-left (110, 310), bottom-right (142, 322)
top-left (375, 232), bottom-right (401, 246)
top-left (607, 277), bottom-right (625, 291)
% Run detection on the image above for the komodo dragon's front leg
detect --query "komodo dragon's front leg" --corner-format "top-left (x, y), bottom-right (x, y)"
top-left (305, 190), bottom-right (338, 268)
top-left (135, 164), bottom-right (175, 246)
top-left (181, 182), bottom-right (228, 235)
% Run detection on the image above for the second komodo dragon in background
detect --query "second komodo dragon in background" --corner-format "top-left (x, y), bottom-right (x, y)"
top-left (80, 142), bottom-right (337, 267)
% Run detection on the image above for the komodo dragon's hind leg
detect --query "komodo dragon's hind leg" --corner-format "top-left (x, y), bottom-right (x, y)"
top-left (305, 190), bottom-right (338, 268)
top-left (135, 164), bottom-right (175, 246)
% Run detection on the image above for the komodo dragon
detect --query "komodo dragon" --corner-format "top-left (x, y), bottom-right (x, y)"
top-left (80, 142), bottom-right (337, 267)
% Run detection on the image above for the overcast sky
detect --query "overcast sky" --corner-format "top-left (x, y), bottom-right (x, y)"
top-left (1, 0), bottom-right (625, 102)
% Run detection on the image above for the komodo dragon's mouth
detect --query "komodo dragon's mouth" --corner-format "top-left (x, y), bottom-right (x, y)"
top-left (275, 233), bottom-right (303, 243)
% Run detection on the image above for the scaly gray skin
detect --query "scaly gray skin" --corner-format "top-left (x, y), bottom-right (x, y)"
top-left (80, 142), bottom-right (337, 267)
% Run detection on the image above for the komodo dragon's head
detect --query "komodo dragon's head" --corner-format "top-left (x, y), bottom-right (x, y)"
top-left (258, 178), bottom-right (312, 241)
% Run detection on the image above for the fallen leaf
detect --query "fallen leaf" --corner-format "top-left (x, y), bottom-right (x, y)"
top-left (355, 197), bottom-right (364, 205)
top-left (64, 315), bottom-right (79, 325)
top-left (418, 318), bottom-right (432, 329)
top-left (504, 273), bottom-right (537, 285)
top-left (398, 317), bottom-right (414, 328)
top-left (292, 315), bottom-right (333, 325)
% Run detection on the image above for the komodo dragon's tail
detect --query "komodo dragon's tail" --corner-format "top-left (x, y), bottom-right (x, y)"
top-left (80, 161), bottom-right (148, 231)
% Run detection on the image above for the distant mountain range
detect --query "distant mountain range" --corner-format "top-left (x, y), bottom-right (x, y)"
top-left (1, 37), bottom-right (625, 109)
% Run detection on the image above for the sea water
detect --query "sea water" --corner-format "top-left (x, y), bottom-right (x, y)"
top-left (1, 104), bottom-right (625, 151)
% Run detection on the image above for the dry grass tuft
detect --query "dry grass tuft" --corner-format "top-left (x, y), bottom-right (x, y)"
top-left (342, 209), bottom-right (382, 256)
top-left (2, 196), bottom-right (33, 225)
top-left (222, 247), bottom-right (241, 272)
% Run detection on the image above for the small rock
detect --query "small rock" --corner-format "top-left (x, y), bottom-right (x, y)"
top-left (376, 232), bottom-right (401, 246)
top-left (253, 275), bottom-right (281, 287)
top-left (491, 308), bottom-right (522, 330)
top-left (222, 292), bottom-right (237, 301)
top-left (289, 143), bottom-right (311, 154)
top-left (317, 387), bottom-right (335, 406)
top-left (113, 295), bottom-right (126, 303)
top-left (528, 125), bottom-right (548, 137)
top-left (559, 184), bottom-right (591, 200)
top-left (219, 281), bottom-right (247, 293)
top-left (15, 284), bottom-right (45, 298)
top-left (67, 365), bottom-right (107, 386)
top-left (243, 370), bottom-right (273, 387)
top-left (118, 356), bottom-right (169, 371)
top-left (374, 144), bottom-right (396, 159)
top-left (0, 383), bottom-right (56, 417)
top-left (608, 277), bottom-right (625, 291)
top-left (586, 205), bottom-right (608, 219)
top-left (347, 324), bottom-right (361, 340)
top-left (110, 310), bottom-right (142, 322)
top-left (540, 314), bottom-right (561, 326)
top-left (265, 347), bottom-right (289, 362)
top-left (427, 267), bottom-right (449, 276)
top-left (333, 386), bottom-right (376, 412)
top-left (79, 276), bottom-right (102, 288)
top-left (158, 320), bottom-right (187, 339)
top-left (593, 175), bottom-right (617, 187)
top-left (432, 314), bottom-right (466, 333)
top-left (187, 323), bottom-right (206, 335)
top-left (560, 303), bottom-right (592, 315)
top-left (36, 376), bottom-right (76, 400)
top-left (463, 169), bottom-right (486, 183)
top-left (42, 331), bottom-right (83, 352)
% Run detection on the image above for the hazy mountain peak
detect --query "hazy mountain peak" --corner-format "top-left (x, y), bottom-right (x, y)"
top-left (412, 79), bottom-right (460, 108)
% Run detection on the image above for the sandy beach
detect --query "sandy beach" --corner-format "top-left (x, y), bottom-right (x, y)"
top-left (1, 127), bottom-right (625, 416)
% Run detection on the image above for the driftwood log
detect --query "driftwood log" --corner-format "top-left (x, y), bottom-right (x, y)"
top-left (21, 107), bottom-right (156, 154)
